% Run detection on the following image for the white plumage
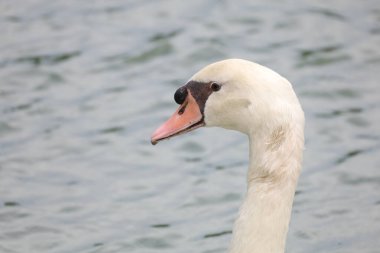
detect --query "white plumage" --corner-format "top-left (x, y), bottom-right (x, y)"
top-left (152, 59), bottom-right (305, 253)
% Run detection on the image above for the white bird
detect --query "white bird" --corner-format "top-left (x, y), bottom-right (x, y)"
top-left (151, 59), bottom-right (305, 253)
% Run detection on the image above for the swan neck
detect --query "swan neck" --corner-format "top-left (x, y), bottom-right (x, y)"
top-left (229, 128), bottom-right (303, 253)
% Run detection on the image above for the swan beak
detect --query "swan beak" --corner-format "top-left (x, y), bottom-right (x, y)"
top-left (151, 91), bottom-right (204, 145)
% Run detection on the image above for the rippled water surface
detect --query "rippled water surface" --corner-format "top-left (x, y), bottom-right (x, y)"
top-left (1, 1), bottom-right (380, 252)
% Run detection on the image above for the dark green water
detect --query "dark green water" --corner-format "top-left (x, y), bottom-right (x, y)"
top-left (1, 1), bottom-right (380, 252)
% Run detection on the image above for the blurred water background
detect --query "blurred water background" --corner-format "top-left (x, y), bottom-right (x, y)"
top-left (1, 0), bottom-right (380, 252)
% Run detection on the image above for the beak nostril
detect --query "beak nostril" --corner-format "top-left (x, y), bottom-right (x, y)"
top-left (178, 102), bottom-right (187, 115)
top-left (174, 86), bottom-right (188, 104)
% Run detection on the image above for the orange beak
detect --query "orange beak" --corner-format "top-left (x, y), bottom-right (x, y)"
top-left (151, 91), bottom-right (204, 145)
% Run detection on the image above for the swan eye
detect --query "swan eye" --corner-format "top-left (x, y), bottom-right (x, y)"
top-left (211, 82), bottom-right (221, 92)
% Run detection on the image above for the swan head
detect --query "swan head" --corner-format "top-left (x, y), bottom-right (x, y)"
top-left (151, 59), bottom-right (304, 144)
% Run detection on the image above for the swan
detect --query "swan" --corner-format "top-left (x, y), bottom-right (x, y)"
top-left (151, 59), bottom-right (304, 253)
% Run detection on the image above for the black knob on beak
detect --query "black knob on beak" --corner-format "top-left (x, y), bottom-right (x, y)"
top-left (174, 86), bottom-right (188, 105)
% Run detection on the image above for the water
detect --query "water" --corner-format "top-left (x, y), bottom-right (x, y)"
top-left (1, 1), bottom-right (380, 252)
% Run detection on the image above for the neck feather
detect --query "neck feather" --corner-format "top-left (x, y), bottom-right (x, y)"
top-left (229, 123), bottom-right (304, 253)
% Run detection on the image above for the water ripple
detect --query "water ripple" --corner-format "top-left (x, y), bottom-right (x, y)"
top-left (1, 1), bottom-right (380, 253)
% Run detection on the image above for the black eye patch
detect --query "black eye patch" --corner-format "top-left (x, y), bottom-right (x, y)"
top-left (184, 81), bottom-right (214, 114)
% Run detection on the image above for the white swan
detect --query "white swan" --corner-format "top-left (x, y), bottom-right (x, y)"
top-left (151, 59), bottom-right (304, 253)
